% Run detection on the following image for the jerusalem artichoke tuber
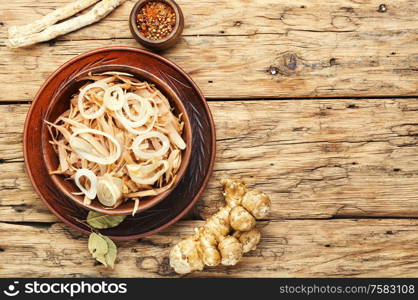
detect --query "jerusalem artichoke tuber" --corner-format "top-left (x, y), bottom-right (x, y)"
top-left (221, 178), bottom-right (247, 207)
top-left (169, 236), bottom-right (204, 274)
top-left (218, 236), bottom-right (243, 266)
top-left (234, 228), bottom-right (261, 253)
top-left (169, 179), bottom-right (271, 274)
top-left (229, 206), bottom-right (256, 232)
top-left (242, 190), bottom-right (271, 219)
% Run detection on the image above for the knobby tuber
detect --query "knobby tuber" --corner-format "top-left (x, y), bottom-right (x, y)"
top-left (169, 179), bottom-right (271, 274)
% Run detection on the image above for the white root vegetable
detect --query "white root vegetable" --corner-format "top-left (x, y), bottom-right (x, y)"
top-left (169, 179), bottom-right (271, 274)
top-left (8, 0), bottom-right (100, 37)
top-left (74, 168), bottom-right (97, 199)
top-left (7, 0), bottom-right (126, 48)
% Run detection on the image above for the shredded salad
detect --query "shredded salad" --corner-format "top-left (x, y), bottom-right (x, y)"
top-left (46, 71), bottom-right (186, 214)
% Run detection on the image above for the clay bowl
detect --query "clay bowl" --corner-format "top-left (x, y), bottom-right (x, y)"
top-left (129, 0), bottom-right (184, 51)
top-left (42, 64), bottom-right (192, 215)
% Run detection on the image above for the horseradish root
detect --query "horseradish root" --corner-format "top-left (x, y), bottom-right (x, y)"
top-left (8, 0), bottom-right (100, 38)
top-left (169, 179), bottom-right (271, 274)
top-left (7, 0), bottom-right (125, 48)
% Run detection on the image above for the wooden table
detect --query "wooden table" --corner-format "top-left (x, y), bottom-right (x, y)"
top-left (1, 0), bottom-right (418, 278)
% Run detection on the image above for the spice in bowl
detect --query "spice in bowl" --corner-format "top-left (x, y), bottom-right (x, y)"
top-left (136, 1), bottom-right (176, 40)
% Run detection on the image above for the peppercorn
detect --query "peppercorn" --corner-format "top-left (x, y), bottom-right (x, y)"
top-left (136, 1), bottom-right (176, 40)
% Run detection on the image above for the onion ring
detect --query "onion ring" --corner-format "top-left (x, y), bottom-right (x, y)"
top-left (74, 168), bottom-right (97, 199)
top-left (78, 82), bottom-right (107, 119)
top-left (131, 131), bottom-right (169, 160)
top-left (103, 85), bottom-right (125, 111)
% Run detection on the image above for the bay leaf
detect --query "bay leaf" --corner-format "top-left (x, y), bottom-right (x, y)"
top-left (95, 253), bottom-right (108, 267)
top-left (88, 233), bottom-right (109, 267)
top-left (86, 211), bottom-right (126, 229)
top-left (102, 236), bottom-right (117, 269)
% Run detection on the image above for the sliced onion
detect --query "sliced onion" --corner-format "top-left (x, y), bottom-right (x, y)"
top-left (126, 160), bottom-right (169, 185)
top-left (78, 82), bottom-right (108, 119)
top-left (131, 131), bottom-right (169, 160)
top-left (69, 128), bottom-right (122, 165)
top-left (96, 174), bottom-right (123, 207)
top-left (114, 95), bottom-right (155, 134)
top-left (74, 168), bottom-right (97, 199)
top-left (124, 93), bottom-right (151, 124)
top-left (103, 85), bottom-right (125, 111)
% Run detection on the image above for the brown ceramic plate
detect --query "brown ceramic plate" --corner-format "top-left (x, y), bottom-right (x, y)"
top-left (43, 64), bottom-right (193, 215)
top-left (24, 47), bottom-right (216, 240)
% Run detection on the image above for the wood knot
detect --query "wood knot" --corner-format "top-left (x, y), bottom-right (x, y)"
top-left (158, 257), bottom-right (177, 276)
top-left (284, 53), bottom-right (298, 71)
top-left (377, 4), bottom-right (387, 13)
top-left (234, 21), bottom-right (242, 27)
top-left (137, 256), bottom-right (159, 271)
top-left (268, 66), bottom-right (278, 75)
top-left (269, 52), bottom-right (301, 77)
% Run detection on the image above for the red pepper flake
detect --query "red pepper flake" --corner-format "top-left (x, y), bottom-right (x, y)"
top-left (136, 1), bottom-right (176, 40)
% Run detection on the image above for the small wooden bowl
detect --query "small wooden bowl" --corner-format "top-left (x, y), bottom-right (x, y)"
top-left (129, 0), bottom-right (184, 51)
top-left (43, 64), bottom-right (192, 215)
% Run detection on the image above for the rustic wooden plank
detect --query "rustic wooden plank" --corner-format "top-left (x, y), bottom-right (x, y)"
top-left (3, 0), bottom-right (417, 37)
top-left (1, 0), bottom-right (418, 100)
top-left (1, 219), bottom-right (418, 277)
top-left (2, 99), bottom-right (418, 221)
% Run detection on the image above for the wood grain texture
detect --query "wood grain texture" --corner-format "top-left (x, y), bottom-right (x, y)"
top-left (1, 0), bottom-right (418, 100)
top-left (2, 98), bottom-right (418, 222)
top-left (1, 219), bottom-right (418, 277)
top-left (2, 0), bottom-right (418, 278)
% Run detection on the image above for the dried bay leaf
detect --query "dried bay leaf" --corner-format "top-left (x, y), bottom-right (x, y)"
top-left (103, 236), bottom-right (117, 269)
top-left (95, 253), bottom-right (108, 267)
top-left (86, 211), bottom-right (126, 229)
top-left (88, 232), bottom-right (118, 268)
top-left (88, 232), bottom-right (109, 267)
